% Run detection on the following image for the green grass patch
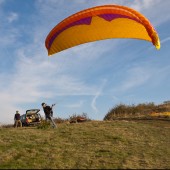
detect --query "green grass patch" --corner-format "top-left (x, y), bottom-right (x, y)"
top-left (0, 120), bottom-right (170, 169)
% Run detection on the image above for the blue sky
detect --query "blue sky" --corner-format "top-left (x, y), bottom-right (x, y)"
top-left (0, 0), bottom-right (170, 124)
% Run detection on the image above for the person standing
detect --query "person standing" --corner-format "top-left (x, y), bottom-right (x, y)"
top-left (14, 111), bottom-right (22, 128)
top-left (41, 103), bottom-right (57, 128)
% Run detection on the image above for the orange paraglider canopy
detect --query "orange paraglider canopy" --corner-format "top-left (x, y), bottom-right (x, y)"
top-left (45, 4), bottom-right (160, 56)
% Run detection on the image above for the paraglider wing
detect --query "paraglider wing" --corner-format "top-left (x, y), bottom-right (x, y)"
top-left (45, 4), bottom-right (160, 56)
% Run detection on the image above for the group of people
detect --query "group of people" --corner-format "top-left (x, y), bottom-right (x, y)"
top-left (14, 102), bottom-right (57, 128)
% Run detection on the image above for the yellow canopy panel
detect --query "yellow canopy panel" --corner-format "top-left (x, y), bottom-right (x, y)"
top-left (45, 4), bottom-right (160, 56)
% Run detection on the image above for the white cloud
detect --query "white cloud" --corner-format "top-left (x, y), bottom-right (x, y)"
top-left (130, 0), bottom-right (160, 11)
top-left (117, 67), bottom-right (151, 92)
top-left (91, 79), bottom-right (107, 113)
top-left (66, 100), bottom-right (84, 108)
top-left (7, 12), bottom-right (18, 23)
top-left (161, 37), bottom-right (170, 44)
top-left (0, 0), bottom-right (4, 6)
top-left (0, 0), bottom-right (170, 124)
top-left (91, 92), bottom-right (100, 114)
top-left (0, 28), bottom-right (20, 47)
top-left (131, 0), bottom-right (170, 26)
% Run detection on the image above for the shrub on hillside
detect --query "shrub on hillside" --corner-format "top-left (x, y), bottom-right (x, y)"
top-left (37, 119), bottom-right (51, 129)
top-left (69, 113), bottom-right (91, 123)
top-left (104, 102), bottom-right (159, 120)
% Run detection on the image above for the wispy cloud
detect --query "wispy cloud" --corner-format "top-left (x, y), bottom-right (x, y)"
top-left (0, 0), bottom-right (170, 124)
top-left (130, 0), bottom-right (161, 11)
top-left (7, 12), bottom-right (18, 23)
top-left (66, 100), bottom-right (84, 108)
top-left (91, 79), bottom-right (107, 113)
top-left (116, 67), bottom-right (151, 92)
top-left (161, 37), bottom-right (170, 44)
top-left (0, 0), bottom-right (5, 6)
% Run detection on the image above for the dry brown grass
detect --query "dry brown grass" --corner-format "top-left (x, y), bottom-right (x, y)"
top-left (0, 120), bottom-right (170, 169)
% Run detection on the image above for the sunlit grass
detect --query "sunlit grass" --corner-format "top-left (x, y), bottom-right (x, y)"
top-left (0, 120), bottom-right (170, 169)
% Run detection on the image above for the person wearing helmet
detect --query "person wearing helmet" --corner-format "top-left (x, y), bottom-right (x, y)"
top-left (41, 103), bottom-right (57, 128)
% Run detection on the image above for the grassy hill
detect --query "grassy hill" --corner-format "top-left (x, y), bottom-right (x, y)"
top-left (104, 102), bottom-right (170, 120)
top-left (0, 120), bottom-right (170, 169)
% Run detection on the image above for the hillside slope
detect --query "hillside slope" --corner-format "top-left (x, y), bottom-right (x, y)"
top-left (0, 120), bottom-right (170, 169)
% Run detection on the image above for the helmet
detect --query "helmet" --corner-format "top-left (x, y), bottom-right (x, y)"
top-left (41, 103), bottom-right (46, 107)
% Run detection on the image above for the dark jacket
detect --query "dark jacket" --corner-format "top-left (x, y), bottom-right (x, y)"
top-left (14, 113), bottom-right (20, 120)
top-left (43, 105), bottom-right (53, 117)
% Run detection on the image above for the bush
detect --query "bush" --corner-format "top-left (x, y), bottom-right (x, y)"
top-left (103, 102), bottom-right (167, 120)
top-left (53, 117), bottom-right (69, 124)
top-left (37, 119), bottom-right (51, 129)
top-left (69, 113), bottom-right (91, 123)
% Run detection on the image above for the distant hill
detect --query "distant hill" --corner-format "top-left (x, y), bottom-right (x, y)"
top-left (104, 101), bottom-right (170, 121)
